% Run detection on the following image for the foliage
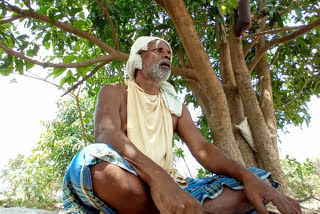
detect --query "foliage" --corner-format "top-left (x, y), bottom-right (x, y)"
top-left (282, 156), bottom-right (320, 202)
top-left (0, 0), bottom-right (319, 130)
top-left (0, 95), bottom-right (95, 209)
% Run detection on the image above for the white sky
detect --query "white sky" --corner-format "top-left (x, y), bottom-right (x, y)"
top-left (0, 73), bottom-right (319, 175)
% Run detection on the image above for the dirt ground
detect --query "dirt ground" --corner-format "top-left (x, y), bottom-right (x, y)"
top-left (0, 207), bottom-right (60, 214)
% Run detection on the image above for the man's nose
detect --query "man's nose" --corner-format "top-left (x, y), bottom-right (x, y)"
top-left (163, 51), bottom-right (171, 61)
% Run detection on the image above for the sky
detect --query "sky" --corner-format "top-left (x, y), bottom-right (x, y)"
top-left (0, 73), bottom-right (63, 168)
top-left (0, 72), bottom-right (319, 177)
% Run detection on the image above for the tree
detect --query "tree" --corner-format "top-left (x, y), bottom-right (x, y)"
top-left (282, 156), bottom-right (320, 211)
top-left (0, 154), bottom-right (26, 196)
top-left (1, 0), bottom-right (319, 194)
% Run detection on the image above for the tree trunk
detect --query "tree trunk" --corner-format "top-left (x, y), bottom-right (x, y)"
top-left (217, 23), bottom-right (257, 167)
top-left (229, 28), bottom-right (289, 194)
top-left (256, 18), bottom-right (279, 156)
top-left (162, 0), bottom-right (245, 164)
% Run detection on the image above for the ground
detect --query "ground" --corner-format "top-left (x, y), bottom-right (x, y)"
top-left (0, 207), bottom-right (60, 214)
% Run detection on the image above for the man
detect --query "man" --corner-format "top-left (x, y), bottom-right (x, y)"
top-left (63, 36), bottom-right (301, 214)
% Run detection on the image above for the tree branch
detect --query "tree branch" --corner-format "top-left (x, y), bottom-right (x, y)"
top-left (243, 37), bottom-right (258, 57)
top-left (242, 26), bottom-right (304, 39)
top-left (21, 0), bottom-right (33, 11)
top-left (13, 72), bottom-right (68, 94)
top-left (171, 67), bottom-right (198, 81)
top-left (61, 61), bottom-right (110, 97)
top-left (4, 3), bottom-right (125, 56)
top-left (93, 0), bottom-right (119, 50)
top-left (0, 15), bottom-right (25, 25)
top-left (298, 195), bottom-right (320, 203)
top-left (243, 26), bottom-right (303, 56)
top-left (244, 1), bottom-right (299, 57)
top-left (248, 17), bottom-right (320, 73)
top-left (0, 42), bottom-right (126, 68)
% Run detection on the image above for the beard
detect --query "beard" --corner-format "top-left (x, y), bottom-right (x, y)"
top-left (142, 59), bottom-right (171, 84)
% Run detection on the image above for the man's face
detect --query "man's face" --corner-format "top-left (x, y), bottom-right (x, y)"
top-left (140, 40), bottom-right (172, 83)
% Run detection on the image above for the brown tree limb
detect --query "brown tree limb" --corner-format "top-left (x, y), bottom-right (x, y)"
top-left (243, 25), bottom-right (302, 57)
top-left (0, 41), bottom-right (126, 68)
top-left (4, 2), bottom-right (123, 55)
top-left (61, 61), bottom-right (110, 97)
top-left (242, 26), bottom-right (304, 39)
top-left (171, 67), bottom-right (198, 81)
top-left (244, 1), bottom-right (298, 57)
top-left (0, 15), bottom-right (25, 25)
top-left (248, 17), bottom-right (320, 73)
top-left (93, 0), bottom-right (119, 50)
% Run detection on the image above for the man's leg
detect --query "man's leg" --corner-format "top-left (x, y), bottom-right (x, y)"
top-left (202, 187), bottom-right (254, 214)
top-left (90, 161), bottom-right (159, 214)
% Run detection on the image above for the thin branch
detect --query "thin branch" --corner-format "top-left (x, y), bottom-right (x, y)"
top-left (248, 17), bottom-right (320, 73)
top-left (13, 72), bottom-right (68, 94)
top-left (74, 91), bottom-right (88, 146)
top-left (280, 0), bottom-right (297, 17)
top-left (0, 41), bottom-right (125, 68)
top-left (0, 15), bottom-right (25, 25)
top-left (298, 195), bottom-right (320, 203)
top-left (21, 0), bottom-right (33, 11)
top-left (243, 26), bottom-right (303, 56)
top-left (93, 0), bottom-right (119, 50)
top-left (61, 61), bottom-right (109, 97)
top-left (243, 37), bottom-right (259, 57)
top-left (4, 3), bottom-right (122, 55)
top-left (244, 0), bottom-right (298, 56)
top-left (242, 26), bottom-right (304, 39)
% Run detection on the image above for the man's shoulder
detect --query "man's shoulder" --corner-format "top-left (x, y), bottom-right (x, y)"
top-left (99, 83), bottom-right (127, 96)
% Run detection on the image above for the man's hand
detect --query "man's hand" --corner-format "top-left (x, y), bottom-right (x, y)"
top-left (243, 174), bottom-right (301, 214)
top-left (150, 174), bottom-right (202, 214)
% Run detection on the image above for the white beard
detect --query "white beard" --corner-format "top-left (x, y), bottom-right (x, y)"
top-left (142, 59), bottom-right (171, 84)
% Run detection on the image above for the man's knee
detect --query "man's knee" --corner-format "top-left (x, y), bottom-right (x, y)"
top-left (90, 161), bottom-right (157, 213)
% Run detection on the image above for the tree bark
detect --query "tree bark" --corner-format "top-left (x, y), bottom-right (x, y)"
top-left (217, 24), bottom-right (257, 167)
top-left (257, 38), bottom-right (279, 155)
top-left (160, 0), bottom-right (244, 164)
top-left (229, 29), bottom-right (289, 194)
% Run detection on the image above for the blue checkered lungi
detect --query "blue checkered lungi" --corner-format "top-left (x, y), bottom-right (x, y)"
top-left (62, 143), bottom-right (278, 214)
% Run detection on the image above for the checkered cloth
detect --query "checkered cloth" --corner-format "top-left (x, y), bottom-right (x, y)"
top-left (62, 143), bottom-right (278, 214)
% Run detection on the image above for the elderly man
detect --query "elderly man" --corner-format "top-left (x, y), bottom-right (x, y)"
top-left (62, 36), bottom-right (301, 214)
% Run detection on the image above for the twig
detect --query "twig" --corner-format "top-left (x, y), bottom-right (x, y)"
top-left (298, 195), bottom-right (320, 203)
top-left (248, 17), bottom-right (320, 73)
top-left (21, 0), bottom-right (33, 11)
top-left (5, 3), bottom-right (118, 54)
top-left (0, 42), bottom-right (122, 68)
top-left (13, 72), bottom-right (68, 94)
top-left (93, 0), bottom-right (119, 50)
top-left (61, 61), bottom-right (109, 97)
top-left (0, 15), bottom-right (25, 25)
top-left (242, 26), bottom-right (304, 39)
top-left (74, 89), bottom-right (88, 146)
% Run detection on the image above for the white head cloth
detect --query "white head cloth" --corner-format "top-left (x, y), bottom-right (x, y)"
top-left (126, 36), bottom-right (182, 117)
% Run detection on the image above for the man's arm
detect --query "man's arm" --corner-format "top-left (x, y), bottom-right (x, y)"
top-left (176, 105), bottom-right (301, 214)
top-left (94, 84), bottom-right (202, 213)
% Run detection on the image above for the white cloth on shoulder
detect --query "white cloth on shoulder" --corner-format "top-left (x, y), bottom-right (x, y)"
top-left (126, 36), bottom-right (182, 116)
